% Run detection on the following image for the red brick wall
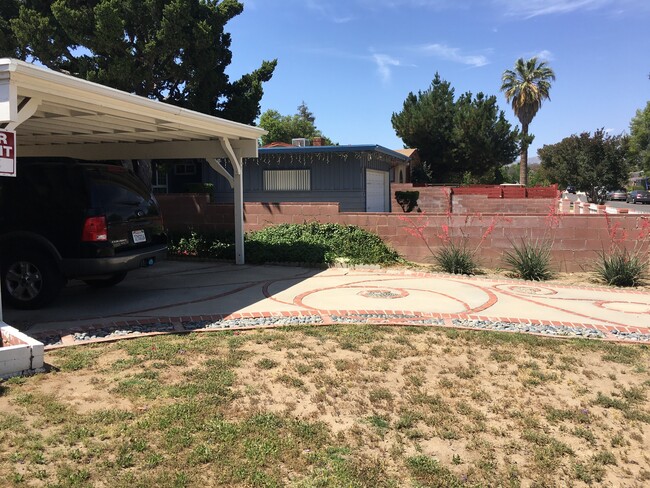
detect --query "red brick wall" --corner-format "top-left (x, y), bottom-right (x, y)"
top-left (392, 184), bottom-right (450, 213)
top-left (391, 184), bottom-right (559, 215)
top-left (244, 202), bottom-right (340, 230)
top-left (158, 194), bottom-right (235, 232)
top-left (158, 195), bottom-right (646, 272)
top-left (1, 329), bottom-right (27, 347)
top-left (452, 195), bottom-right (557, 214)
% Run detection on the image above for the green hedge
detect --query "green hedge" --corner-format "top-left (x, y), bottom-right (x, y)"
top-left (168, 223), bottom-right (401, 266)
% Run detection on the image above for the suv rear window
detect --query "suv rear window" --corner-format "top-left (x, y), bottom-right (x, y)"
top-left (86, 166), bottom-right (152, 208)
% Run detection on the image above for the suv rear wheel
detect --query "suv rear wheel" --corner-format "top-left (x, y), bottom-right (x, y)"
top-left (1, 251), bottom-right (66, 309)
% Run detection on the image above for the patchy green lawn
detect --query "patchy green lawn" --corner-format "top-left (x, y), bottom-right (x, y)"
top-left (1, 326), bottom-right (649, 487)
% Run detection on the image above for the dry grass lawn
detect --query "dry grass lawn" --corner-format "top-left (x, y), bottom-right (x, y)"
top-left (1, 325), bottom-right (649, 487)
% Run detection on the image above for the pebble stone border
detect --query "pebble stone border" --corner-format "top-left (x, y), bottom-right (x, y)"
top-left (331, 313), bottom-right (444, 325)
top-left (451, 319), bottom-right (606, 339)
top-left (31, 309), bottom-right (650, 349)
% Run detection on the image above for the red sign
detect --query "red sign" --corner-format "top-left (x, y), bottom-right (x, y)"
top-left (0, 130), bottom-right (16, 177)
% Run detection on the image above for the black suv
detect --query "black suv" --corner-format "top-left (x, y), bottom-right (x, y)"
top-left (0, 159), bottom-right (167, 309)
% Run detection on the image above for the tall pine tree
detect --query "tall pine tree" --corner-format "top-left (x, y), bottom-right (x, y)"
top-left (392, 73), bottom-right (519, 183)
top-left (0, 0), bottom-right (276, 124)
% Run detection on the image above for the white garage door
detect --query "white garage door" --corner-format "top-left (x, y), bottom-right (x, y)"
top-left (366, 169), bottom-right (389, 212)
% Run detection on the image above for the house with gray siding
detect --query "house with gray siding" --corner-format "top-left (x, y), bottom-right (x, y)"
top-left (203, 144), bottom-right (409, 212)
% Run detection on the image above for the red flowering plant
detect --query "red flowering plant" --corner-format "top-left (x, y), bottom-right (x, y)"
top-left (398, 207), bottom-right (509, 275)
top-left (593, 213), bottom-right (650, 287)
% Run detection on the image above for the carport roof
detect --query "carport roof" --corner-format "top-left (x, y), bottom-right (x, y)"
top-left (0, 58), bottom-right (265, 160)
top-left (0, 58), bottom-right (259, 270)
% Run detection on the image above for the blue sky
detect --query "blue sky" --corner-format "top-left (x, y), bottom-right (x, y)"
top-left (226, 0), bottom-right (649, 157)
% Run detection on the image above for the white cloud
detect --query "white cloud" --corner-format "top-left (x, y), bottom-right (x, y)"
top-left (495, 0), bottom-right (612, 18)
top-left (533, 50), bottom-right (555, 61)
top-left (299, 47), bottom-right (405, 83)
top-left (358, 0), bottom-right (462, 8)
top-left (304, 0), bottom-right (648, 18)
top-left (418, 44), bottom-right (489, 67)
top-left (372, 54), bottom-right (401, 83)
top-left (306, 0), bottom-right (354, 23)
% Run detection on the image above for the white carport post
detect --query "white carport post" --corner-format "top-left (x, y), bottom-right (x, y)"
top-left (0, 73), bottom-right (34, 320)
top-left (218, 137), bottom-right (246, 265)
top-left (0, 73), bottom-right (11, 322)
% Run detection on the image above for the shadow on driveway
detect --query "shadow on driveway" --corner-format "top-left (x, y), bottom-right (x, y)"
top-left (3, 260), bottom-right (322, 336)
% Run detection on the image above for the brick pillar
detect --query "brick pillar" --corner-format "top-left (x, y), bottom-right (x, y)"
top-left (560, 198), bottom-right (571, 213)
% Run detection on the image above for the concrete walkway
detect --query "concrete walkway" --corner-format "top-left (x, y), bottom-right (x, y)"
top-left (4, 260), bottom-right (649, 349)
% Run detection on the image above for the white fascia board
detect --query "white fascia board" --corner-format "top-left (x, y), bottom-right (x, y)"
top-left (0, 58), bottom-right (267, 142)
top-left (0, 73), bottom-right (17, 122)
top-left (18, 139), bottom-right (228, 160)
top-left (18, 137), bottom-right (259, 160)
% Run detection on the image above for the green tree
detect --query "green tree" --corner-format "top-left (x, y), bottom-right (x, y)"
top-left (391, 73), bottom-right (519, 183)
top-left (0, 0), bottom-right (276, 124)
top-left (0, 1), bottom-right (20, 58)
top-left (501, 57), bottom-right (556, 186)
top-left (452, 91), bottom-right (520, 182)
top-left (629, 101), bottom-right (650, 173)
top-left (538, 129), bottom-right (630, 204)
top-left (500, 163), bottom-right (520, 184)
top-left (392, 74), bottom-right (455, 183)
top-left (259, 102), bottom-right (333, 146)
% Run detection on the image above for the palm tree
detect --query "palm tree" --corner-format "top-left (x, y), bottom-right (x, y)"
top-left (501, 57), bottom-right (555, 186)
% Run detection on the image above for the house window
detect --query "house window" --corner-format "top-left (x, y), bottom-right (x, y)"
top-left (263, 169), bottom-right (311, 191)
top-left (152, 167), bottom-right (168, 194)
top-left (174, 163), bottom-right (196, 175)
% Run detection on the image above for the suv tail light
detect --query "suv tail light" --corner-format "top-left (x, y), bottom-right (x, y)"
top-left (82, 216), bottom-right (108, 242)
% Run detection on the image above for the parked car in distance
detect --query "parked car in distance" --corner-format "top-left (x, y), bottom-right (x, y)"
top-left (606, 189), bottom-right (628, 201)
top-left (626, 190), bottom-right (650, 205)
top-left (565, 185), bottom-right (576, 194)
top-left (0, 159), bottom-right (167, 309)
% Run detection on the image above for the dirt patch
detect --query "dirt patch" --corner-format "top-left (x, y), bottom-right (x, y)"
top-left (1, 325), bottom-right (648, 486)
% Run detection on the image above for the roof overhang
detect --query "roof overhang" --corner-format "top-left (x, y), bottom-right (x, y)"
top-left (259, 144), bottom-right (410, 160)
top-left (0, 58), bottom-right (265, 160)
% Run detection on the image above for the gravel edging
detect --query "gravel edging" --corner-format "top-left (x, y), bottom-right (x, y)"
top-left (451, 318), bottom-right (606, 339)
top-left (33, 311), bottom-right (650, 349)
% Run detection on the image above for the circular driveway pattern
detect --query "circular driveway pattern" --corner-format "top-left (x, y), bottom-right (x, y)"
top-left (357, 288), bottom-right (409, 299)
top-left (4, 261), bottom-right (649, 348)
top-left (497, 284), bottom-right (558, 296)
top-left (594, 300), bottom-right (650, 314)
top-left (262, 276), bottom-right (497, 315)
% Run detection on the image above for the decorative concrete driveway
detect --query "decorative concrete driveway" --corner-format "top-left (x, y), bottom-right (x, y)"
top-left (4, 260), bottom-right (649, 349)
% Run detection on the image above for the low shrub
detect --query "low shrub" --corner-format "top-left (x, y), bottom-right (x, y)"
top-left (503, 239), bottom-right (553, 281)
top-left (168, 230), bottom-right (235, 259)
top-left (434, 242), bottom-right (478, 275)
top-left (592, 247), bottom-right (648, 287)
top-left (184, 182), bottom-right (214, 194)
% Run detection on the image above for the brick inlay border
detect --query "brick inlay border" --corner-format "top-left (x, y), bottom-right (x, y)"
top-left (31, 308), bottom-right (650, 350)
